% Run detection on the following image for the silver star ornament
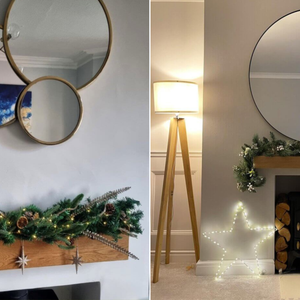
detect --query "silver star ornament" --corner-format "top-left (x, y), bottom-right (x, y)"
top-left (16, 242), bottom-right (30, 274)
top-left (70, 247), bottom-right (83, 274)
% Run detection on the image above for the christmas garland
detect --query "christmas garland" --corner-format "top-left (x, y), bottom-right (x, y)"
top-left (0, 187), bottom-right (143, 259)
top-left (233, 132), bottom-right (300, 193)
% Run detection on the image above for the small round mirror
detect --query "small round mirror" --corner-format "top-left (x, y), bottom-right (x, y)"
top-left (4, 0), bottom-right (111, 90)
top-left (250, 11), bottom-right (300, 140)
top-left (17, 77), bottom-right (83, 145)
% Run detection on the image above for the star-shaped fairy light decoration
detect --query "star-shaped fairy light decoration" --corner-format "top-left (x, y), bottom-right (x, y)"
top-left (202, 202), bottom-right (276, 279)
top-left (70, 246), bottom-right (83, 274)
top-left (16, 242), bottom-right (30, 274)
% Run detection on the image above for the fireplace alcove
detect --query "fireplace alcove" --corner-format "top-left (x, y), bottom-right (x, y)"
top-left (275, 175), bottom-right (300, 273)
top-left (253, 156), bottom-right (300, 273)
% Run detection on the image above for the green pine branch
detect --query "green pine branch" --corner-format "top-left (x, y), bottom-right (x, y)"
top-left (234, 132), bottom-right (299, 193)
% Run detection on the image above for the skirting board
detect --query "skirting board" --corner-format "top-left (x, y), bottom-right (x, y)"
top-left (196, 259), bottom-right (275, 276)
top-left (151, 250), bottom-right (196, 263)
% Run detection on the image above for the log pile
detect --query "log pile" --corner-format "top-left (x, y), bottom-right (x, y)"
top-left (275, 194), bottom-right (290, 272)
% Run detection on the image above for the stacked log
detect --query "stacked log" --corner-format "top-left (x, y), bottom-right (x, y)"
top-left (275, 194), bottom-right (290, 272)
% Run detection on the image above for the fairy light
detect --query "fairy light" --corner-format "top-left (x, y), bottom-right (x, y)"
top-left (202, 201), bottom-right (276, 280)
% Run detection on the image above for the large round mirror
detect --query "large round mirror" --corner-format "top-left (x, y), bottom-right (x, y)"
top-left (250, 11), bottom-right (300, 141)
top-left (0, 25), bottom-right (30, 128)
top-left (17, 77), bottom-right (83, 145)
top-left (3, 0), bottom-right (111, 91)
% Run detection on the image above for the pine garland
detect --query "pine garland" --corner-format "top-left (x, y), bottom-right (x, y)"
top-left (0, 188), bottom-right (143, 253)
top-left (233, 132), bottom-right (300, 193)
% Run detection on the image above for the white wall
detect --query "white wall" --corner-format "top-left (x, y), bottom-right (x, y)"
top-left (0, 1), bottom-right (149, 299)
top-left (151, 2), bottom-right (204, 262)
top-left (200, 0), bottom-right (300, 274)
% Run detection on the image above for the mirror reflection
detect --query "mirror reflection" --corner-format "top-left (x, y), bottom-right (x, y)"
top-left (250, 11), bottom-right (300, 141)
top-left (17, 78), bottom-right (82, 145)
top-left (5, 0), bottom-right (111, 90)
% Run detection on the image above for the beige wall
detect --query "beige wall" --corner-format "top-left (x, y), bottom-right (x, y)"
top-left (151, 2), bottom-right (204, 262)
top-left (201, 0), bottom-right (300, 269)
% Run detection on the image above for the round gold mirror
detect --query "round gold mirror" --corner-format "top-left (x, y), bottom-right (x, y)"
top-left (3, 0), bottom-right (112, 91)
top-left (17, 77), bottom-right (83, 145)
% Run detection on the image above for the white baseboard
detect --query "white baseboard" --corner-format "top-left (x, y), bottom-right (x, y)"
top-left (151, 250), bottom-right (196, 263)
top-left (196, 259), bottom-right (275, 276)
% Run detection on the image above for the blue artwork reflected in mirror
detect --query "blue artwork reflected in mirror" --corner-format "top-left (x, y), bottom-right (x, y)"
top-left (0, 84), bottom-right (32, 128)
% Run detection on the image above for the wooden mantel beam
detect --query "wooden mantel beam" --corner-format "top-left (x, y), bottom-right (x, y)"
top-left (254, 156), bottom-right (300, 169)
top-left (0, 235), bottom-right (128, 271)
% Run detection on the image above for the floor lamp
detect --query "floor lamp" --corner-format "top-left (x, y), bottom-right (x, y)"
top-left (152, 81), bottom-right (200, 283)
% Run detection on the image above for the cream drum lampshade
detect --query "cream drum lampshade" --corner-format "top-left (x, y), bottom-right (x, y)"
top-left (153, 81), bottom-right (199, 114)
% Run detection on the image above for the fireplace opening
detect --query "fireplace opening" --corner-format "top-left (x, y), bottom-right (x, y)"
top-left (275, 176), bottom-right (300, 274)
top-left (0, 282), bottom-right (100, 300)
top-left (0, 289), bottom-right (58, 300)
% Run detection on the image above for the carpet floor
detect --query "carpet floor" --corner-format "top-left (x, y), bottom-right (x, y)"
top-left (151, 263), bottom-right (300, 300)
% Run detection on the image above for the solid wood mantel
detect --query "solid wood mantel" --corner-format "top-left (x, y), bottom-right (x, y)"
top-left (0, 235), bottom-right (128, 271)
top-left (253, 156), bottom-right (300, 169)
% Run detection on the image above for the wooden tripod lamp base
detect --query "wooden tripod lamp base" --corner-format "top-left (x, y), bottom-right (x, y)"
top-left (152, 117), bottom-right (200, 283)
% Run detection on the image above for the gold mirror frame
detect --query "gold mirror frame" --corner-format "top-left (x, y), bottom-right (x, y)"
top-left (3, 0), bottom-right (112, 91)
top-left (17, 76), bottom-right (83, 145)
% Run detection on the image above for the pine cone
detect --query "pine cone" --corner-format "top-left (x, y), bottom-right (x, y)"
top-left (17, 216), bottom-right (28, 229)
top-left (105, 204), bottom-right (115, 216)
top-left (24, 211), bottom-right (33, 220)
top-left (70, 238), bottom-right (75, 246)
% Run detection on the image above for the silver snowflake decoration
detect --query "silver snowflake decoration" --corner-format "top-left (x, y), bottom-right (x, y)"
top-left (277, 145), bottom-right (284, 151)
top-left (16, 243), bottom-right (30, 274)
top-left (247, 183), bottom-right (255, 193)
top-left (251, 143), bottom-right (258, 150)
